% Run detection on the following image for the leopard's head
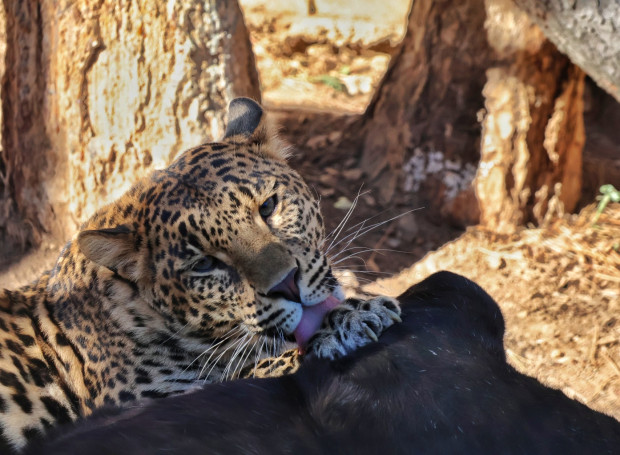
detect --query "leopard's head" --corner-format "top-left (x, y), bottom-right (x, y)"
top-left (77, 98), bottom-right (343, 352)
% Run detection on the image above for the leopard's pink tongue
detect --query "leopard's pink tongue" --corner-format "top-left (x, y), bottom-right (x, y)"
top-left (293, 295), bottom-right (342, 351)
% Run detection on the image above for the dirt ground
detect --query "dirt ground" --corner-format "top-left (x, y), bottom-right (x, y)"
top-left (239, 1), bottom-right (620, 420)
top-left (0, 0), bottom-right (617, 424)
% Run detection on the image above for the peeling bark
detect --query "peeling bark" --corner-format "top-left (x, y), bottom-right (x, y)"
top-left (475, 0), bottom-right (585, 233)
top-left (0, 0), bottom-right (259, 253)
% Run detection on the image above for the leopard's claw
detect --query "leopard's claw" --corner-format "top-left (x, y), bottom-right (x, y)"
top-left (364, 325), bottom-right (379, 342)
top-left (307, 295), bottom-right (402, 360)
top-left (387, 309), bottom-right (402, 323)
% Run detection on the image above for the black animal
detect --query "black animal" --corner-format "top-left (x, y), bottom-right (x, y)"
top-left (26, 271), bottom-right (620, 455)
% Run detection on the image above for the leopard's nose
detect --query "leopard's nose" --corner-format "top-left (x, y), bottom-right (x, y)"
top-left (267, 267), bottom-right (301, 303)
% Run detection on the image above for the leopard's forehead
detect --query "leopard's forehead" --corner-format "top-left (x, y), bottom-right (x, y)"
top-left (157, 143), bottom-right (308, 199)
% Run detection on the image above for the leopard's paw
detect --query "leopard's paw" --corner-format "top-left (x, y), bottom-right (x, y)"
top-left (307, 296), bottom-right (401, 360)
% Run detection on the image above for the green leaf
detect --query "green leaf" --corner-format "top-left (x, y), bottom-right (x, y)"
top-left (310, 74), bottom-right (346, 92)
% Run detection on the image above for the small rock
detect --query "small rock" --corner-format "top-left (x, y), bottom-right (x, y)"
top-left (397, 212), bottom-right (419, 242)
top-left (370, 54), bottom-right (390, 70)
top-left (440, 186), bottom-right (480, 228)
top-left (324, 58), bottom-right (338, 72)
top-left (306, 134), bottom-right (328, 149)
top-left (319, 174), bottom-right (336, 186)
top-left (320, 187), bottom-right (335, 197)
top-left (306, 44), bottom-right (333, 58)
top-left (341, 75), bottom-right (373, 96)
top-left (334, 196), bottom-right (353, 210)
top-left (328, 131), bottom-right (342, 143)
top-left (386, 237), bottom-right (401, 248)
top-left (342, 168), bottom-right (363, 181)
top-left (485, 254), bottom-right (506, 270)
top-left (334, 269), bottom-right (359, 289)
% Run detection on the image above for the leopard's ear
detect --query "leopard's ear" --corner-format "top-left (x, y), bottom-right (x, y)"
top-left (77, 225), bottom-right (145, 281)
top-left (223, 97), bottom-right (290, 160)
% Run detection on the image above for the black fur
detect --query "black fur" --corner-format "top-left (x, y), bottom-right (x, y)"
top-left (26, 271), bottom-right (620, 455)
top-left (223, 97), bottom-right (263, 139)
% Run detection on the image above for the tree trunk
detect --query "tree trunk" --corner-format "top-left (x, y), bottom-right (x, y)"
top-left (359, 0), bottom-right (494, 219)
top-left (514, 0), bottom-right (620, 103)
top-left (476, 0), bottom-right (585, 232)
top-left (357, 0), bottom-right (585, 232)
top-left (0, 0), bottom-right (259, 255)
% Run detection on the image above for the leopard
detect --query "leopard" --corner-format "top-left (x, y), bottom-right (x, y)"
top-left (0, 97), bottom-right (401, 452)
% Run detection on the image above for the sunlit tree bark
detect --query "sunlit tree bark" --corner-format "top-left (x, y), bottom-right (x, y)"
top-left (0, 0), bottom-right (259, 253)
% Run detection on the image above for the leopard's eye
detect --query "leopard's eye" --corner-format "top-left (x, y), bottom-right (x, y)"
top-left (192, 256), bottom-right (216, 274)
top-left (259, 194), bottom-right (278, 218)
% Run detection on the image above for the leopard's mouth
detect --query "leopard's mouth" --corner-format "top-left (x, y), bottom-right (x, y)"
top-left (260, 265), bottom-right (343, 350)
top-left (264, 267), bottom-right (301, 303)
top-left (293, 294), bottom-right (342, 350)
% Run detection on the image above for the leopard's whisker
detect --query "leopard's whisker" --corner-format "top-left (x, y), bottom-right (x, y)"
top-left (324, 205), bottom-right (399, 255)
top-left (221, 333), bottom-right (246, 380)
top-left (180, 326), bottom-right (244, 381)
top-left (270, 334), bottom-right (275, 360)
top-left (326, 215), bottom-right (368, 257)
top-left (223, 333), bottom-right (252, 381)
top-left (232, 337), bottom-right (257, 380)
top-left (158, 321), bottom-right (190, 347)
top-left (272, 333), bottom-right (278, 359)
top-left (327, 208), bottom-right (422, 259)
top-left (334, 206), bottom-right (400, 236)
top-left (327, 218), bottom-right (371, 259)
top-left (333, 269), bottom-right (395, 276)
top-left (253, 336), bottom-right (267, 377)
top-left (328, 247), bottom-right (374, 264)
top-left (222, 334), bottom-right (252, 380)
top-left (324, 275), bottom-right (377, 286)
top-left (231, 340), bottom-right (254, 380)
top-left (331, 249), bottom-right (380, 266)
top-left (322, 187), bottom-right (364, 246)
top-left (234, 334), bottom-right (255, 377)
top-left (327, 209), bottom-right (421, 258)
top-left (332, 264), bottom-right (394, 272)
top-left (337, 246), bottom-right (413, 257)
top-left (326, 275), bottom-right (384, 285)
top-left (331, 245), bottom-right (375, 254)
top-left (202, 335), bottom-right (246, 382)
top-left (323, 187), bottom-right (367, 252)
top-left (332, 247), bottom-right (409, 266)
top-left (201, 331), bottom-right (249, 382)
top-left (277, 328), bottom-right (287, 359)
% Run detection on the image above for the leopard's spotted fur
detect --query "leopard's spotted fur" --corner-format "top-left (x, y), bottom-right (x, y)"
top-left (0, 98), bottom-right (400, 452)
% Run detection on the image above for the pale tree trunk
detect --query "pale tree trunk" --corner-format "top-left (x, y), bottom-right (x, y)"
top-left (476, 0), bottom-right (585, 232)
top-left (514, 0), bottom-right (620, 103)
top-left (0, 0), bottom-right (259, 254)
top-left (357, 0), bottom-right (585, 232)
